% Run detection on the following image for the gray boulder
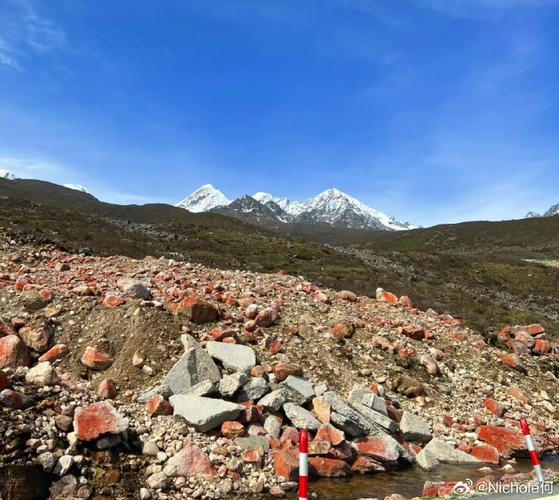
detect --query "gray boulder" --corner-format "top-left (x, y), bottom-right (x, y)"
top-left (416, 438), bottom-right (481, 470)
top-left (283, 403), bottom-right (321, 430)
top-left (163, 347), bottom-right (221, 394)
top-left (400, 411), bottom-right (432, 443)
top-left (219, 372), bottom-right (249, 398)
top-left (280, 376), bottom-right (315, 405)
top-left (258, 388), bottom-right (292, 412)
top-left (205, 341), bottom-right (256, 372)
top-left (117, 278), bottom-right (152, 300)
top-left (322, 391), bottom-right (382, 436)
top-left (169, 395), bottom-right (243, 432)
top-left (237, 377), bottom-right (269, 402)
top-left (348, 385), bottom-right (387, 415)
top-left (181, 379), bottom-right (218, 397)
top-left (138, 384), bottom-right (172, 403)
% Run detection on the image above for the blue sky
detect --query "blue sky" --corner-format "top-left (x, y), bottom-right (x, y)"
top-left (1, 0), bottom-right (558, 226)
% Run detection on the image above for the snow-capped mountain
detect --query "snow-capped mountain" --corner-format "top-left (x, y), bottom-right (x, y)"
top-left (0, 169), bottom-right (16, 180)
top-left (253, 192), bottom-right (306, 215)
top-left (176, 184), bottom-right (231, 213)
top-left (64, 183), bottom-right (89, 194)
top-left (177, 184), bottom-right (415, 231)
top-left (298, 188), bottom-right (414, 230)
top-left (544, 204), bottom-right (559, 217)
top-left (525, 203), bottom-right (559, 219)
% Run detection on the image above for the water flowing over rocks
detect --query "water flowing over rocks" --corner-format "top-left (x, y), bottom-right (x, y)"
top-left (0, 232), bottom-right (558, 498)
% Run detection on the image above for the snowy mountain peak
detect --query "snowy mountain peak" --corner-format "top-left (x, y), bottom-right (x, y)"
top-left (178, 184), bottom-right (415, 230)
top-left (544, 204), bottom-right (559, 217)
top-left (0, 169), bottom-right (16, 180)
top-left (64, 183), bottom-right (89, 194)
top-left (303, 188), bottom-right (416, 231)
top-left (176, 184), bottom-right (231, 213)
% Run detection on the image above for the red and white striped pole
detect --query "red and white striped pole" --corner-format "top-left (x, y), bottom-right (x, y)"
top-left (299, 428), bottom-right (309, 500)
top-left (520, 418), bottom-right (545, 483)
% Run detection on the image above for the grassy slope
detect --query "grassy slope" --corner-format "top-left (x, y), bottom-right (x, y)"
top-left (2, 178), bottom-right (559, 337)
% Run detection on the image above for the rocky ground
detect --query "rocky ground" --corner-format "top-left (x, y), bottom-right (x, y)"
top-left (1, 230), bottom-right (559, 499)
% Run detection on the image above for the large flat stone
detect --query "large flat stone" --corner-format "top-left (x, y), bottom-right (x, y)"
top-left (205, 341), bottom-right (256, 373)
top-left (163, 348), bottom-right (221, 395)
top-left (258, 388), bottom-right (292, 412)
top-left (348, 385), bottom-right (387, 415)
top-left (280, 376), bottom-right (315, 405)
top-left (283, 403), bottom-right (321, 430)
top-left (170, 395), bottom-right (243, 432)
top-left (237, 377), bottom-right (269, 402)
top-left (322, 391), bottom-right (381, 436)
top-left (417, 438), bottom-right (481, 470)
top-left (400, 411), bottom-right (432, 443)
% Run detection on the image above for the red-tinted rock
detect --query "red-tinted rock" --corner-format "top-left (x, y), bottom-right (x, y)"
top-left (163, 444), bottom-right (217, 477)
top-left (484, 398), bottom-right (505, 417)
top-left (500, 354), bottom-right (526, 373)
top-left (273, 362), bottom-right (303, 382)
top-left (533, 339), bottom-right (552, 355)
top-left (470, 444), bottom-right (500, 464)
top-left (398, 295), bottom-right (413, 308)
top-left (313, 291), bottom-right (331, 304)
top-left (339, 290), bottom-right (357, 302)
top-left (176, 295), bottom-right (218, 323)
top-left (351, 456), bottom-right (385, 473)
top-left (255, 307), bottom-right (278, 327)
top-left (351, 436), bottom-right (399, 462)
top-left (331, 322), bottom-right (355, 340)
top-left (102, 294), bottom-right (125, 308)
top-left (309, 457), bottom-right (351, 478)
top-left (0, 318), bottom-right (15, 336)
top-left (0, 335), bottom-right (29, 369)
top-left (145, 395), bottom-right (173, 417)
top-left (376, 288), bottom-right (398, 304)
top-left (280, 426), bottom-right (300, 446)
top-left (524, 324), bottom-right (545, 336)
top-left (506, 385), bottom-right (528, 403)
top-left (315, 423), bottom-right (344, 446)
top-left (221, 421), bottom-right (245, 439)
top-left (476, 425), bottom-right (526, 455)
top-left (241, 448), bottom-right (263, 465)
top-left (273, 446), bottom-right (299, 480)
top-left (422, 481), bottom-right (439, 497)
top-left (268, 338), bottom-right (282, 354)
top-left (98, 379), bottom-right (117, 399)
top-left (311, 398), bottom-right (331, 425)
top-left (402, 325), bottom-right (425, 340)
top-left (73, 402), bottom-right (128, 441)
top-left (38, 344), bottom-right (68, 362)
top-left (81, 346), bottom-right (113, 370)
top-left (18, 327), bottom-right (49, 353)
top-left (0, 388), bottom-right (34, 409)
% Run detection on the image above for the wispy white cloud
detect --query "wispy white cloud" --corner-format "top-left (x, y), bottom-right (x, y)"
top-left (0, 155), bottom-right (70, 178)
top-left (0, 0), bottom-right (66, 70)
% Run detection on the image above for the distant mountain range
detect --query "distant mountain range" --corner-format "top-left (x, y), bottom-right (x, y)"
top-left (176, 184), bottom-right (415, 231)
top-left (526, 203), bottom-right (559, 219)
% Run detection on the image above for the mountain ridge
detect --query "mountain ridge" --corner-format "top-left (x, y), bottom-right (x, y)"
top-left (177, 184), bottom-right (415, 231)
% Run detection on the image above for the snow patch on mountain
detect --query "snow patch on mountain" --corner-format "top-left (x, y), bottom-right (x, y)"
top-left (64, 183), bottom-right (89, 194)
top-left (544, 204), bottom-right (559, 217)
top-left (302, 188), bottom-right (415, 230)
top-left (0, 169), bottom-right (16, 180)
top-left (253, 192), bottom-right (306, 215)
top-left (176, 184), bottom-right (231, 213)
